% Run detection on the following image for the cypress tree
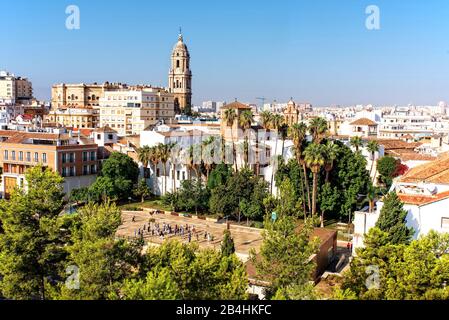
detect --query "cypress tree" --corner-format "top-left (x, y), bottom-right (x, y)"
top-left (221, 229), bottom-right (235, 256)
top-left (375, 192), bottom-right (414, 244)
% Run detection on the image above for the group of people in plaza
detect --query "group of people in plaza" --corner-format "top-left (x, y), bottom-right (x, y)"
top-left (131, 215), bottom-right (215, 244)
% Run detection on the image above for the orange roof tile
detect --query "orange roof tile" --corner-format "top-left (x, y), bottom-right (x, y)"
top-left (399, 152), bottom-right (449, 184)
top-left (350, 118), bottom-right (378, 126)
top-left (221, 101), bottom-right (252, 110)
top-left (398, 190), bottom-right (449, 206)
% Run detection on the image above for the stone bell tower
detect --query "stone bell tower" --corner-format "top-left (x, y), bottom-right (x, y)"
top-left (168, 28), bottom-right (192, 113)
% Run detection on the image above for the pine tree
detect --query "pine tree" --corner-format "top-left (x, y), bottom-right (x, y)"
top-left (0, 165), bottom-right (68, 300)
top-left (375, 192), bottom-right (414, 244)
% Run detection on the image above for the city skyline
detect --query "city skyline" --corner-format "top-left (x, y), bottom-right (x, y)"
top-left (2, 0), bottom-right (449, 106)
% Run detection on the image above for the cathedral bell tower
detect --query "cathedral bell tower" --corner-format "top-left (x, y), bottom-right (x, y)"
top-left (168, 29), bottom-right (192, 114)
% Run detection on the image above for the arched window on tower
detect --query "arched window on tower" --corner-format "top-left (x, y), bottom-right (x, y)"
top-left (176, 60), bottom-right (180, 68)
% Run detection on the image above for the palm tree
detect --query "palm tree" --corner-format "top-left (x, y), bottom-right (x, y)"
top-left (323, 141), bottom-right (339, 183)
top-left (157, 143), bottom-right (171, 195)
top-left (279, 123), bottom-right (289, 158)
top-left (367, 184), bottom-right (378, 213)
top-left (367, 140), bottom-right (379, 181)
top-left (223, 108), bottom-right (238, 171)
top-left (304, 143), bottom-right (325, 216)
top-left (270, 114), bottom-right (284, 194)
top-left (169, 143), bottom-right (179, 193)
top-left (309, 117), bottom-right (328, 144)
top-left (258, 111), bottom-right (273, 176)
top-left (239, 110), bottom-right (254, 169)
top-left (202, 136), bottom-right (216, 181)
top-left (186, 145), bottom-right (200, 182)
top-left (289, 122), bottom-right (311, 215)
top-left (148, 146), bottom-right (160, 194)
top-left (136, 145), bottom-right (150, 178)
top-left (350, 136), bottom-right (363, 152)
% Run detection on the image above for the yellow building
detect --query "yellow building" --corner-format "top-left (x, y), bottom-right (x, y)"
top-left (51, 82), bottom-right (123, 108)
top-left (45, 107), bottom-right (97, 128)
top-left (99, 87), bottom-right (175, 136)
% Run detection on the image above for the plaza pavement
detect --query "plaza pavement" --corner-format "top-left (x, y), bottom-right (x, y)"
top-left (117, 210), bottom-right (264, 259)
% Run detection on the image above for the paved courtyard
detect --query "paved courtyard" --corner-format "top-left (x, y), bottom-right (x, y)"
top-left (117, 210), bottom-right (264, 258)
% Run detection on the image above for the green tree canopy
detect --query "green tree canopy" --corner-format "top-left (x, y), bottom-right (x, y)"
top-left (90, 152), bottom-right (139, 201)
top-left (342, 228), bottom-right (449, 300)
top-left (0, 166), bottom-right (68, 300)
top-left (250, 216), bottom-right (319, 299)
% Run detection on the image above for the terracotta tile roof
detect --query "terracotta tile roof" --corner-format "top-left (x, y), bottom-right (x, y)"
top-left (386, 149), bottom-right (436, 162)
top-left (350, 118), bottom-right (378, 126)
top-left (0, 130), bottom-right (18, 138)
top-left (94, 125), bottom-right (117, 134)
top-left (398, 190), bottom-right (449, 206)
top-left (377, 139), bottom-right (422, 150)
top-left (0, 132), bottom-right (62, 144)
top-left (73, 128), bottom-right (94, 137)
top-left (221, 101), bottom-right (252, 110)
top-left (399, 152), bottom-right (449, 184)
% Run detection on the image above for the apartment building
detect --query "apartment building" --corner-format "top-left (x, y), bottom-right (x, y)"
top-left (0, 130), bottom-right (99, 198)
top-left (46, 106), bottom-right (98, 128)
top-left (98, 87), bottom-right (175, 136)
top-left (379, 107), bottom-right (435, 139)
top-left (0, 71), bottom-right (33, 104)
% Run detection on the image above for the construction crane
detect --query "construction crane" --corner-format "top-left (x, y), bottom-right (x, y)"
top-left (256, 97), bottom-right (267, 113)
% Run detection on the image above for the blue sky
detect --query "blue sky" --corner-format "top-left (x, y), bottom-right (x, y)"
top-left (2, 0), bottom-right (449, 106)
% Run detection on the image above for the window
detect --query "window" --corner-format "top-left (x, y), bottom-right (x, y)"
top-left (62, 153), bottom-right (67, 163)
top-left (83, 165), bottom-right (89, 175)
top-left (176, 60), bottom-right (180, 68)
top-left (4, 150), bottom-right (8, 160)
top-left (90, 151), bottom-right (96, 161)
top-left (108, 134), bottom-right (114, 140)
top-left (34, 152), bottom-right (38, 162)
top-left (69, 167), bottom-right (75, 177)
top-left (69, 153), bottom-right (74, 163)
top-left (11, 151), bottom-right (15, 160)
top-left (83, 151), bottom-right (88, 162)
top-left (90, 165), bottom-right (96, 174)
top-left (97, 134), bottom-right (101, 140)
top-left (42, 153), bottom-right (47, 163)
top-left (62, 167), bottom-right (67, 177)
top-left (26, 152), bottom-right (31, 162)
top-left (442, 218), bottom-right (449, 230)
top-left (182, 171), bottom-right (186, 180)
top-left (19, 151), bottom-right (23, 161)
